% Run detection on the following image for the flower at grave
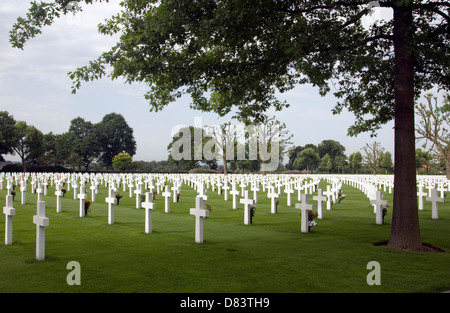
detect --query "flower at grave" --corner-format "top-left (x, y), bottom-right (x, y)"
top-left (206, 204), bottom-right (212, 211)
top-left (382, 205), bottom-right (389, 216)
top-left (250, 205), bottom-right (256, 216)
top-left (85, 200), bottom-right (92, 215)
top-left (116, 194), bottom-right (123, 205)
top-left (382, 205), bottom-right (389, 223)
top-left (308, 209), bottom-right (318, 227)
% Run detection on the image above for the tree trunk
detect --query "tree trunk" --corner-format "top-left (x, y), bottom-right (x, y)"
top-left (446, 158), bottom-right (450, 180)
top-left (387, 3), bottom-right (423, 251)
top-left (222, 150), bottom-right (228, 175)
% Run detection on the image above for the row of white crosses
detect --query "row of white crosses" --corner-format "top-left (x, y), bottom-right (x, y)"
top-left (3, 193), bottom-right (49, 260)
top-left (2, 172), bottom-right (448, 253)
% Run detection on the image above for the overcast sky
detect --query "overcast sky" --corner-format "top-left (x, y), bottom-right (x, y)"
top-left (0, 1), bottom-right (407, 164)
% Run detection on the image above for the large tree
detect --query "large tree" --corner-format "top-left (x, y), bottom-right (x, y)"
top-left (0, 111), bottom-right (17, 161)
top-left (167, 125), bottom-right (211, 171)
top-left (68, 117), bottom-right (99, 171)
top-left (96, 113), bottom-right (137, 169)
top-left (205, 122), bottom-right (238, 175)
top-left (294, 147), bottom-right (320, 173)
top-left (12, 121), bottom-right (44, 172)
top-left (362, 141), bottom-right (385, 174)
top-left (11, 0), bottom-right (449, 251)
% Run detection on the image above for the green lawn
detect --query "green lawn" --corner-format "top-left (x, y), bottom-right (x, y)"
top-left (0, 177), bottom-right (449, 293)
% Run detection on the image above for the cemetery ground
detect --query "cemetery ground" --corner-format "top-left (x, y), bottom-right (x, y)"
top-left (1, 178), bottom-right (449, 293)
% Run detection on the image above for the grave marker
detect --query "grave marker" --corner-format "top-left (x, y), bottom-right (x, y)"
top-left (230, 183), bottom-right (240, 209)
top-left (417, 184), bottom-right (427, 211)
top-left (240, 190), bottom-right (255, 225)
top-left (33, 201), bottom-right (49, 261)
top-left (142, 192), bottom-right (156, 233)
top-left (323, 185), bottom-right (334, 210)
top-left (313, 188), bottom-right (327, 219)
top-left (426, 189), bottom-right (444, 220)
top-left (105, 187), bottom-right (117, 225)
top-left (78, 186), bottom-right (87, 217)
top-left (55, 183), bottom-right (63, 213)
top-left (267, 188), bottom-right (279, 214)
top-left (295, 194), bottom-right (314, 233)
top-left (20, 180), bottom-right (27, 205)
top-left (3, 195), bottom-right (15, 245)
top-left (162, 185), bottom-right (172, 213)
top-left (370, 190), bottom-right (388, 225)
top-left (190, 197), bottom-right (209, 243)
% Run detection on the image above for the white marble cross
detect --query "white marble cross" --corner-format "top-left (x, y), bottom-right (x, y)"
top-left (105, 187), bottom-right (117, 225)
top-left (36, 183), bottom-right (43, 202)
top-left (251, 183), bottom-right (259, 204)
top-left (284, 185), bottom-right (294, 207)
top-left (267, 188), bottom-right (279, 214)
top-left (33, 201), bottom-right (49, 261)
top-left (370, 190), bottom-right (388, 225)
top-left (323, 185), bottom-right (334, 211)
top-left (313, 188), bottom-right (327, 219)
top-left (239, 181), bottom-right (247, 197)
top-left (190, 197), bottom-right (209, 243)
top-left (172, 184), bottom-right (179, 203)
top-left (72, 181), bottom-right (78, 200)
top-left (78, 185), bottom-right (87, 217)
top-left (197, 183), bottom-right (209, 201)
top-left (240, 190), bottom-right (255, 225)
top-left (141, 192), bottom-right (156, 233)
top-left (426, 189), bottom-right (444, 220)
top-left (295, 194), bottom-right (314, 233)
top-left (162, 185), bottom-right (172, 213)
top-left (6, 178), bottom-right (13, 195)
top-left (43, 180), bottom-right (48, 196)
top-left (134, 183), bottom-right (143, 209)
top-left (20, 180), bottom-right (27, 205)
top-left (3, 195), bottom-right (15, 245)
top-left (222, 180), bottom-right (230, 201)
top-left (90, 183), bottom-right (97, 202)
top-left (55, 183), bottom-right (63, 213)
top-left (437, 183), bottom-right (446, 198)
top-left (230, 183), bottom-right (240, 209)
top-left (417, 184), bottom-right (427, 211)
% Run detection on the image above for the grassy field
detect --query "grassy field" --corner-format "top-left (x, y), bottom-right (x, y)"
top-left (0, 177), bottom-right (449, 293)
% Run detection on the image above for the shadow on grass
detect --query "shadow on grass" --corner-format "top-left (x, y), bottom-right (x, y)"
top-left (373, 240), bottom-right (445, 253)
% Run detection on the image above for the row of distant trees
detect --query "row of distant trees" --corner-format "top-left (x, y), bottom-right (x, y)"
top-left (0, 112), bottom-right (136, 172)
top-left (286, 140), bottom-right (391, 174)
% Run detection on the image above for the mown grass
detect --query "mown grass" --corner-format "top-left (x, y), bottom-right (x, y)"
top-left (0, 177), bottom-right (449, 293)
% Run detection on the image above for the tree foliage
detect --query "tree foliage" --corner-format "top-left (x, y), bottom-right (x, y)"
top-left (112, 152), bottom-right (133, 172)
top-left (12, 121), bottom-right (44, 172)
top-left (68, 116), bottom-right (99, 171)
top-left (0, 111), bottom-right (17, 161)
top-left (96, 113), bottom-right (137, 168)
top-left (415, 93), bottom-right (450, 178)
top-left (362, 141), bottom-right (385, 174)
